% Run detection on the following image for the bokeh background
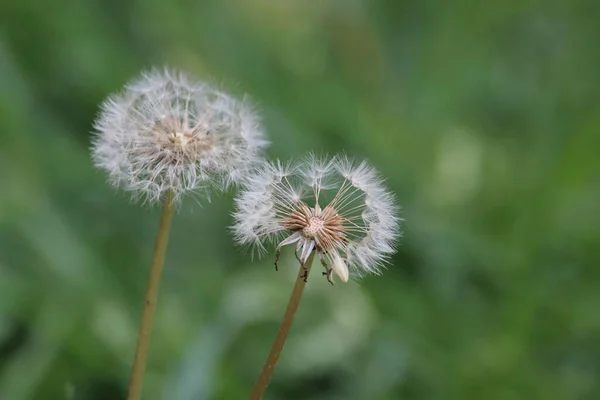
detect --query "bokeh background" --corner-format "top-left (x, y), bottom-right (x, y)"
top-left (1, 1), bottom-right (600, 399)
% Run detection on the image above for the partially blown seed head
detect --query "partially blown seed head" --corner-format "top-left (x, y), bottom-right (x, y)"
top-left (232, 154), bottom-right (401, 283)
top-left (91, 68), bottom-right (268, 203)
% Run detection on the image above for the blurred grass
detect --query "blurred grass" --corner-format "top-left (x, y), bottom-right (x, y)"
top-left (1, 0), bottom-right (600, 399)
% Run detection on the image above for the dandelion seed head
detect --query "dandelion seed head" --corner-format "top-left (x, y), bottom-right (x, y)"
top-left (232, 154), bottom-right (401, 283)
top-left (91, 68), bottom-right (268, 204)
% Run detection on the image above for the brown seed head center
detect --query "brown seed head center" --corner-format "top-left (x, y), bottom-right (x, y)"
top-left (281, 202), bottom-right (348, 252)
top-left (154, 117), bottom-right (213, 159)
top-left (302, 216), bottom-right (325, 238)
top-left (171, 131), bottom-right (191, 147)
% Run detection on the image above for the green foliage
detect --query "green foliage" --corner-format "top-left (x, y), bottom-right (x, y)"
top-left (1, 0), bottom-right (600, 399)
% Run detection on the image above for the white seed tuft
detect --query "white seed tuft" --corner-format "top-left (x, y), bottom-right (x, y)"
top-left (91, 68), bottom-right (268, 204)
top-left (232, 154), bottom-right (401, 283)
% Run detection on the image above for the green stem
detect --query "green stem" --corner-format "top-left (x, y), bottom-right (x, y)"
top-left (127, 190), bottom-right (176, 400)
top-left (249, 251), bottom-right (316, 400)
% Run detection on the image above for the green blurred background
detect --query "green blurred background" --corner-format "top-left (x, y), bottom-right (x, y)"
top-left (1, 0), bottom-right (600, 399)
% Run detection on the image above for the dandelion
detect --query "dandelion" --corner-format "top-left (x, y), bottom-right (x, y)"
top-left (90, 68), bottom-right (268, 400)
top-left (233, 154), bottom-right (400, 283)
top-left (233, 154), bottom-right (400, 400)
top-left (92, 68), bottom-right (267, 204)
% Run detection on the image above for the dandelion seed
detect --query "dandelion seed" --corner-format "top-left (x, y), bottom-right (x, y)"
top-left (232, 154), bottom-right (401, 284)
top-left (91, 67), bottom-right (268, 204)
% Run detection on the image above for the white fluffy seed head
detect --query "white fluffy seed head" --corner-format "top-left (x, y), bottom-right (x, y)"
top-left (91, 68), bottom-right (268, 204)
top-left (232, 154), bottom-right (401, 280)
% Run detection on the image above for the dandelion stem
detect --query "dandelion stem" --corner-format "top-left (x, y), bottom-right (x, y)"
top-left (249, 251), bottom-right (315, 400)
top-left (127, 190), bottom-right (176, 400)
